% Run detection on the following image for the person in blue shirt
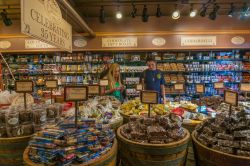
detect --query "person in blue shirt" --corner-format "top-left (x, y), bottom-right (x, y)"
top-left (141, 56), bottom-right (166, 104)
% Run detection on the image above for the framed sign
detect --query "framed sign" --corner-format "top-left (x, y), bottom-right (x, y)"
top-left (88, 85), bottom-right (100, 95)
top-left (136, 84), bottom-right (143, 91)
top-left (15, 81), bottom-right (34, 93)
top-left (224, 90), bottom-right (238, 106)
top-left (174, 83), bottom-right (184, 91)
top-left (196, 84), bottom-right (205, 94)
top-left (100, 79), bottom-right (109, 86)
top-left (141, 90), bottom-right (158, 104)
top-left (45, 80), bottom-right (58, 89)
top-left (214, 82), bottom-right (224, 89)
top-left (240, 83), bottom-right (250, 92)
top-left (64, 86), bottom-right (88, 101)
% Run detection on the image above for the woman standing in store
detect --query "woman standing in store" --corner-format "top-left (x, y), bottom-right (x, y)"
top-left (102, 63), bottom-right (125, 102)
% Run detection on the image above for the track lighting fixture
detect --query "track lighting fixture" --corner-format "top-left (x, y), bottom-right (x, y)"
top-left (209, 4), bottom-right (220, 20)
top-left (99, 6), bottom-right (105, 23)
top-left (142, 5), bottom-right (149, 22)
top-left (0, 9), bottom-right (12, 26)
top-left (156, 4), bottom-right (162, 17)
top-left (172, 5), bottom-right (180, 20)
top-left (199, 4), bottom-right (207, 17)
top-left (130, 3), bottom-right (137, 18)
top-left (189, 4), bottom-right (197, 18)
top-left (228, 3), bottom-right (235, 17)
top-left (115, 6), bottom-right (122, 19)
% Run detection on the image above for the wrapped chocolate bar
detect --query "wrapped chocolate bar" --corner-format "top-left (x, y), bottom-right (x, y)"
top-left (215, 133), bottom-right (234, 141)
top-left (212, 145), bottom-right (234, 154)
top-left (240, 141), bottom-right (250, 151)
top-left (237, 150), bottom-right (250, 157)
top-left (218, 140), bottom-right (240, 148)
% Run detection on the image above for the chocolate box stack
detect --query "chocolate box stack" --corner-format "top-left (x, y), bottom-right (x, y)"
top-left (121, 115), bottom-right (186, 144)
top-left (195, 103), bottom-right (250, 157)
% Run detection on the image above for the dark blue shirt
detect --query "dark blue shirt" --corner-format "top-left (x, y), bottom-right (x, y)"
top-left (142, 69), bottom-right (165, 97)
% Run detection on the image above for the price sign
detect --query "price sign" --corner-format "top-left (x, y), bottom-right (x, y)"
top-left (224, 90), bottom-right (238, 106)
top-left (45, 80), bottom-right (58, 89)
top-left (214, 82), bottom-right (224, 89)
top-left (174, 83), bottom-right (184, 91)
top-left (240, 83), bottom-right (250, 92)
top-left (15, 81), bottom-right (34, 93)
top-left (196, 84), bottom-right (205, 94)
top-left (88, 85), bottom-right (100, 95)
top-left (100, 79), bottom-right (109, 86)
top-left (136, 84), bottom-right (143, 91)
top-left (141, 90), bottom-right (158, 104)
top-left (64, 86), bottom-right (88, 101)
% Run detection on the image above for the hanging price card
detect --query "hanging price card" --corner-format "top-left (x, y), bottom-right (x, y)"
top-left (15, 81), bottom-right (34, 93)
top-left (64, 86), bottom-right (88, 101)
top-left (88, 85), bottom-right (100, 95)
top-left (100, 79), bottom-right (109, 86)
top-left (141, 90), bottom-right (158, 104)
top-left (224, 90), bottom-right (238, 106)
top-left (174, 83), bottom-right (184, 91)
top-left (45, 80), bottom-right (58, 89)
top-left (196, 84), bottom-right (205, 94)
top-left (214, 82), bottom-right (224, 89)
top-left (240, 83), bottom-right (250, 92)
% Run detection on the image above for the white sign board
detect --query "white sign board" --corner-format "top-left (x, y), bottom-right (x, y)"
top-left (102, 37), bottom-right (137, 47)
top-left (21, 0), bottom-right (72, 52)
top-left (25, 39), bottom-right (55, 49)
top-left (181, 36), bottom-right (216, 46)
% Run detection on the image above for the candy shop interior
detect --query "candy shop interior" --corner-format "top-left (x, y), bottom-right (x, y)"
top-left (0, 0), bottom-right (250, 166)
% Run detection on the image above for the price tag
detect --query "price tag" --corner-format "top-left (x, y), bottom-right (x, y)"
top-left (224, 90), bottom-right (238, 106)
top-left (45, 80), bottom-right (58, 89)
top-left (174, 83), bottom-right (184, 91)
top-left (141, 90), bottom-right (158, 104)
top-left (136, 84), bottom-right (143, 91)
top-left (196, 84), bottom-right (205, 94)
top-left (214, 82), bottom-right (224, 89)
top-left (15, 81), bottom-right (34, 93)
top-left (240, 83), bottom-right (250, 92)
top-left (64, 86), bottom-right (88, 101)
top-left (100, 79), bottom-right (109, 86)
top-left (88, 85), bottom-right (100, 95)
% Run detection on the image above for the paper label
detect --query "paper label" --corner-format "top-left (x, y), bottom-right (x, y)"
top-left (136, 84), bottom-right (143, 91)
top-left (45, 80), bottom-right (58, 89)
top-left (141, 91), bottom-right (158, 104)
top-left (196, 84), bottom-right (204, 93)
top-left (100, 79), bottom-right (109, 86)
top-left (65, 86), bottom-right (88, 101)
top-left (174, 84), bottom-right (184, 90)
top-left (88, 85), bottom-right (100, 95)
top-left (240, 83), bottom-right (250, 92)
top-left (8, 118), bottom-right (18, 125)
top-left (214, 82), bottom-right (224, 89)
top-left (224, 90), bottom-right (238, 106)
top-left (15, 81), bottom-right (33, 92)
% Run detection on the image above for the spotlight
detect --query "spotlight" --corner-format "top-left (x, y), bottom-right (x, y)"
top-left (228, 3), bottom-right (235, 17)
top-left (115, 7), bottom-right (122, 19)
top-left (156, 4), bottom-right (162, 17)
top-left (189, 4), bottom-right (197, 18)
top-left (172, 5), bottom-right (180, 19)
top-left (142, 5), bottom-right (149, 22)
top-left (0, 9), bottom-right (12, 26)
top-left (209, 4), bottom-right (220, 20)
top-left (99, 6), bottom-right (105, 23)
top-left (199, 4), bottom-right (207, 17)
top-left (130, 3), bottom-right (137, 18)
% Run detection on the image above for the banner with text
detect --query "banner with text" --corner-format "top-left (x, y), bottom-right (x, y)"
top-left (102, 37), bottom-right (138, 47)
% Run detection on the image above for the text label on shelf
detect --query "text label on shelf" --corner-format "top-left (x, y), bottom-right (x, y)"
top-left (214, 82), bottom-right (224, 89)
top-left (181, 36), bottom-right (216, 46)
top-left (45, 80), bottom-right (58, 89)
top-left (88, 85), bottom-right (100, 95)
top-left (100, 79), bottom-right (109, 86)
top-left (102, 37), bottom-right (137, 48)
top-left (240, 83), bottom-right (250, 92)
top-left (196, 84), bottom-right (205, 94)
top-left (174, 83), bottom-right (184, 91)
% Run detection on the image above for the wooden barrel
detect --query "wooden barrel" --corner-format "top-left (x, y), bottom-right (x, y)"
top-left (23, 138), bottom-right (118, 166)
top-left (0, 135), bottom-right (33, 166)
top-left (117, 126), bottom-right (190, 166)
top-left (192, 131), bottom-right (250, 166)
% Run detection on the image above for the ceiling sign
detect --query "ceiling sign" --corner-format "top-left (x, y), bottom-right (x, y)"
top-left (21, 0), bottom-right (72, 52)
top-left (102, 37), bottom-right (138, 47)
top-left (181, 36), bottom-right (216, 46)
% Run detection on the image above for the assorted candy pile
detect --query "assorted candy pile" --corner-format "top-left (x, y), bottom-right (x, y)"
top-left (28, 119), bottom-right (115, 165)
top-left (121, 115), bottom-right (186, 144)
top-left (195, 103), bottom-right (250, 157)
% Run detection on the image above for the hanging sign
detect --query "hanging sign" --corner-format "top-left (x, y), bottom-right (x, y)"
top-left (15, 80), bottom-right (34, 93)
top-left (102, 37), bottom-right (137, 47)
top-left (196, 84), bottom-right (205, 94)
top-left (181, 36), bottom-right (216, 46)
top-left (88, 85), bottom-right (100, 95)
top-left (240, 83), bottom-right (250, 92)
top-left (141, 90), bottom-right (158, 104)
top-left (174, 83), bottom-right (184, 91)
top-left (100, 79), bottom-right (109, 86)
top-left (214, 82), bottom-right (224, 89)
top-left (224, 90), bottom-right (238, 106)
top-left (64, 86), bottom-right (88, 101)
top-left (21, 0), bottom-right (72, 52)
top-left (45, 80), bottom-right (58, 89)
